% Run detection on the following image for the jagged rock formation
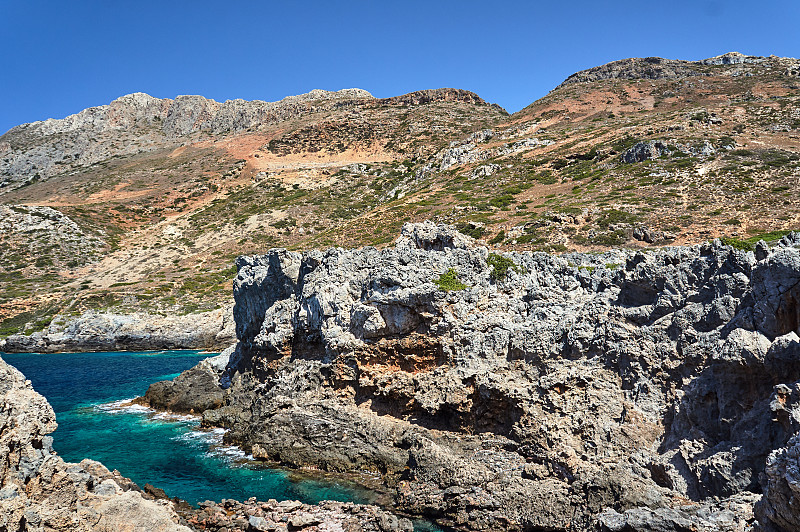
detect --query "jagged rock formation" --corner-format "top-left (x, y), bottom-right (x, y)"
top-left (0, 307), bottom-right (236, 353)
top-left (757, 433), bottom-right (800, 531)
top-left (152, 222), bottom-right (800, 530)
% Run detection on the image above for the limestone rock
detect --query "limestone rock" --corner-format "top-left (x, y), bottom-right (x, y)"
top-left (621, 140), bottom-right (670, 163)
top-left (189, 222), bottom-right (800, 530)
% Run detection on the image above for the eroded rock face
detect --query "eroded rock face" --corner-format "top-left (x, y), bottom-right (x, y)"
top-left (756, 433), bottom-right (800, 531)
top-left (197, 222), bottom-right (800, 530)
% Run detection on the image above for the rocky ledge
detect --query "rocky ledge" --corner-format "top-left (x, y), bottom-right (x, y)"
top-left (145, 221), bottom-right (800, 531)
top-left (0, 307), bottom-right (236, 353)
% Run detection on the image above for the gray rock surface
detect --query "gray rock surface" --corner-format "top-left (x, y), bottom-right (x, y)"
top-left (756, 433), bottom-right (800, 531)
top-left (141, 344), bottom-right (235, 414)
top-left (1, 306), bottom-right (235, 353)
top-left (184, 498), bottom-right (413, 531)
top-left (621, 140), bottom-right (671, 163)
top-left (181, 222), bottom-right (800, 530)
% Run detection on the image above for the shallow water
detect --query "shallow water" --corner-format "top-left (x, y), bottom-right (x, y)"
top-left (1, 350), bottom-right (375, 506)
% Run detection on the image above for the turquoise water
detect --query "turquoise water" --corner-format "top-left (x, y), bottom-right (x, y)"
top-left (0, 350), bottom-right (374, 506)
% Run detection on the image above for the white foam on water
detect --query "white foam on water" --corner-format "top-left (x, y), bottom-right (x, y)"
top-left (207, 444), bottom-right (254, 462)
top-left (96, 398), bottom-right (153, 415)
top-left (174, 429), bottom-right (219, 444)
top-left (152, 411), bottom-right (198, 422)
top-left (97, 398), bottom-right (254, 465)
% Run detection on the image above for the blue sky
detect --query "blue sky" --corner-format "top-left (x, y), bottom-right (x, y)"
top-left (1, 0), bottom-right (798, 134)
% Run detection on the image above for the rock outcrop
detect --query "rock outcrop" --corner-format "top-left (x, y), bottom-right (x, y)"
top-left (183, 498), bottom-right (412, 532)
top-left (163, 222), bottom-right (800, 530)
top-left (0, 307), bottom-right (236, 353)
top-left (620, 140), bottom-right (670, 163)
top-left (141, 346), bottom-right (233, 414)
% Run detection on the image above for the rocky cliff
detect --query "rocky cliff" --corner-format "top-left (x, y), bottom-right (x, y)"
top-left (154, 222), bottom-right (800, 531)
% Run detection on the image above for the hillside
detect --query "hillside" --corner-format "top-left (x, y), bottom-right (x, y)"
top-left (1, 51), bottom-right (799, 341)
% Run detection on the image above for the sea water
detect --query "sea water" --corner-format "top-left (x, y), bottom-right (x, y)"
top-left (2, 349), bottom-right (445, 531)
top-left (0, 350), bottom-right (375, 505)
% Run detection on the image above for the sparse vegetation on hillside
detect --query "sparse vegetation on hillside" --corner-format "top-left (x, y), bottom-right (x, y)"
top-left (1, 55), bottom-right (799, 333)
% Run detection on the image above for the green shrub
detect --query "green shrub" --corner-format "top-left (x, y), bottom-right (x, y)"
top-left (595, 209), bottom-right (639, 228)
top-left (535, 170), bottom-right (557, 185)
top-left (487, 253), bottom-right (525, 281)
top-left (489, 230), bottom-right (506, 245)
top-left (591, 230), bottom-right (626, 246)
top-left (456, 223), bottom-right (485, 239)
top-left (271, 217), bottom-right (296, 229)
top-left (433, 268), bottom-right (468, 291)
top-left (745, 230), bottom-right (793, 244)
top-left (720, 237), bottom-right (754, 251)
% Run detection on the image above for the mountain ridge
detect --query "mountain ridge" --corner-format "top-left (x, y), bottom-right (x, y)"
top-left (555, 51), bottom-right (800, 88)
top-left (1, 50), bottom-right (799, 346)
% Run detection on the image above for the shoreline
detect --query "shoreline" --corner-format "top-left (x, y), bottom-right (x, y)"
top-left (0, 307), bottom-right (236, 354)
top-left (0, 350), bottom-right (418, 531)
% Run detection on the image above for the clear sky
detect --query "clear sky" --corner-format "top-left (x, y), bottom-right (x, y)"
top-left (1, 0), bottom-right (798, 135)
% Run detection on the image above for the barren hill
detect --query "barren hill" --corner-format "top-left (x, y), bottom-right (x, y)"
top-left (1, 52), bottom-right (799, 342)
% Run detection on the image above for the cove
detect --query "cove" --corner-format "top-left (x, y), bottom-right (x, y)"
top-left (0, 350), bottom-right (376, 506)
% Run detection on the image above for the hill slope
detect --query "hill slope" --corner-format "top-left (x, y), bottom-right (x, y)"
top-left (1, 52), bottom-right (799, 341)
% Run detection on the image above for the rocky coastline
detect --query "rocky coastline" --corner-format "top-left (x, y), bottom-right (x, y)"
top-left (0, 352), bottom-right (415, 531)
top-left (9, 221), bottom-right (800, 530)
top-left (0, 306), bottom-right (236, 353)
top-left (141, 222), bottom-right (800, 531)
